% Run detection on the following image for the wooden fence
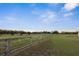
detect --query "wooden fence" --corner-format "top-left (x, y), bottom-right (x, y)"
top-left (0, 35), bottom-right (47, 56)
top-left (0, 37), bottom-right (27, 56)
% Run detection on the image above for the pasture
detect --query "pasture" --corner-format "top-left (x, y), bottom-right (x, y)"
top-left (0, 34), bottom-right (79, 56)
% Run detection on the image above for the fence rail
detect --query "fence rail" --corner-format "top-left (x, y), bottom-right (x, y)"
top-left (0, 36), bottom-right (27, 56)
top-left (0, 35), bottom-right (47, 56)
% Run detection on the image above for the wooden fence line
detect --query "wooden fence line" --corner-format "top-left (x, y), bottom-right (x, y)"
top-left (0, 36), bottom-right (47, 56)
top-left (0, 36), bottom-right (27, 56)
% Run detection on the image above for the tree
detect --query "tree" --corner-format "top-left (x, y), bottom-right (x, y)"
top-left (27, 32), bottom-right (31, 35)
top-left (52, 31), bottom-right (59, 34)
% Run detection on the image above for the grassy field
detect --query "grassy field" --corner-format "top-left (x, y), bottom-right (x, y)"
top-left (48, 34), bottom-right (79, 56)
top-left (16, 34), bottom-right (79, 56)
top-left (0, 34), bottom-right (79, 56)
top-left (0, 34), bottom-right (47, 55)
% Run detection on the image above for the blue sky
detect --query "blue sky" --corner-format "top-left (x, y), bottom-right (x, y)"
top-left (0, 3), bottom-right (79, 32)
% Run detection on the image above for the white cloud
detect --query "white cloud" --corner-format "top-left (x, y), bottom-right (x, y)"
top-left (39, 11), bottom-right (57, 24)
top-left (64, 12), bottom-right (73, 17)
top-left (64, 3), bottom-right (79, 11)
top-left (39, 10), bottom-right (70, 24)
top-left (61, 3), bottom-right (79, 17)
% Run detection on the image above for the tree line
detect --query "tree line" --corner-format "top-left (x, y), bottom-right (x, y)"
top-left (0, 29), bottom-right (27, 35)
top-left (0, 29), bottom-right (78, 35)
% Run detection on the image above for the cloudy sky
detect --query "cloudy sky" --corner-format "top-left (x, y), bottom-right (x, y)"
top-left (0, 3), bottom-right (79, 32)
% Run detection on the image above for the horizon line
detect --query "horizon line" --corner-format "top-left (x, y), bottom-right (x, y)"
top-left (0, 28), bottom-right (79, 32)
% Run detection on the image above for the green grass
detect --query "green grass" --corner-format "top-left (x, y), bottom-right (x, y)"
top-left (0, 34), bottom-right (47, 55)
top-left (0, 34), bottom-right (79, 56)
top-left (16, 34), bottom-right (79, 56)
top-left (47, 34), bottom-right (79, 56)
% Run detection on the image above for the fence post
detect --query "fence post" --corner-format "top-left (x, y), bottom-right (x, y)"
top-left (78, 32), bottom-right (79, 37)
top-left (4, 39), bottom-right (11, 56)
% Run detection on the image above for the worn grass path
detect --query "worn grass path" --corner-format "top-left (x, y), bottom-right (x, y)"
top-left (15, 34), bottom-right (79, 56)
top-left (9, 38), bottom-right (49, 56)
